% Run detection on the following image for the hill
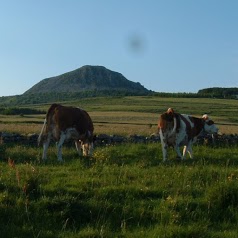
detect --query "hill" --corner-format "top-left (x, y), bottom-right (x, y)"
top-left (0, 65), bottom-right (152, 106)
top-left (24, 65), bottom-right (150, 95)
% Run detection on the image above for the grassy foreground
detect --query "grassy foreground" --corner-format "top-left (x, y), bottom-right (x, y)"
top-left (1, 143), bottom-right (238, 237)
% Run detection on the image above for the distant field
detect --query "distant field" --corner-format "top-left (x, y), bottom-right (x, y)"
top-left (0, 96), bottom-right (237, 135)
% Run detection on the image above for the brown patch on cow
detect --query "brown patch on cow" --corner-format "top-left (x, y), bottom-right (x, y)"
top-left (45, 104), bottom-right (94, 142)
top-left (179, 115), bottom-right (192, 139)
top-left (188, 116), bottom-right (205, 139)
top-left (46, 104), bottom-right (60, 133)
top-left (158, 109), bottom-right (174, 130)
top-left (172, 114), bottom-right (205, 140)
top-left (174, 113), bottom-right (181, 132)
top-left (158, 108), bottom-right (180, 133)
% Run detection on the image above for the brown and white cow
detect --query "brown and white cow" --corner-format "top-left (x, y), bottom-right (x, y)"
top-left (38, 104), bottom-right (94, 161)
top-left (158, 108), bottom-right (218, 161)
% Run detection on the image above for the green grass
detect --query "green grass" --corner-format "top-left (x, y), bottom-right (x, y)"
top-left (1, 143), bottom-right (238, 237)
top-left (0, 96), bottom-right (238, 237)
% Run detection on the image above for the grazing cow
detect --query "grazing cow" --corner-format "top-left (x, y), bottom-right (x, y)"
top-left (38, 104), bottom-right (94, 161)
top-left (158, 108), bottom-right (218, 161)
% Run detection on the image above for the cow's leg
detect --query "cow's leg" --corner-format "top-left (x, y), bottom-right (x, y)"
top-left (183, 146), bottom-right (188, 159)
top-left (42, 133), bottom-right (51, 160)
top-left (187, 148), bottom-right (193, 159)
top-left (82, 142), bottom-right (89, 156)
top-left (159, 129), bottom-right (167, 161)
top-left (186, 143), bottom-right (193, 159)
top-left (57, 132), bottom-right (66, 162)
top-left (82, 143), bottom-right (87, 156)
top-left (75, 140), bottom-right (82, 156)
top-left (175, 144), bottom-right (183, 159)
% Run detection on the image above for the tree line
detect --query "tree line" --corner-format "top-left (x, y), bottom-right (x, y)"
top-left (0, 88), bottom-right (237, 107)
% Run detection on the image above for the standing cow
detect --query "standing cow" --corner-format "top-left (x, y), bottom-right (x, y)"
top-left (158, 108), bottom-right (218, 161)
top-left (38, 104), bottom-right (94, 161)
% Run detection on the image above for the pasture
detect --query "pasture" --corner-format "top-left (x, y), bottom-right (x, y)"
top-left (0, 96), bottom-right (238, 135)
top-left (0, 96), bottom-right (238, 237)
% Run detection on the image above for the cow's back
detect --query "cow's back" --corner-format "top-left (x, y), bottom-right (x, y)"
top-left (53, 105), bottom-right (93, 134)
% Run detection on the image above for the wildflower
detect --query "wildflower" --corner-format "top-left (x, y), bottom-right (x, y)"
top-left (228, 173), bottom-right (235, 181)
top-left (8, 158), bottom-right (15, 169)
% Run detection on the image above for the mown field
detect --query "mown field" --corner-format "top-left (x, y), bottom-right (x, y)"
top-left (0, 96), bottom-right (238, 237)
top-left (0, 96), bottom-right (238, 135)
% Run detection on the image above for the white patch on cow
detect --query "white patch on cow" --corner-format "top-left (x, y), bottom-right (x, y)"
top-left (175, 115), bottom-right (195, 160)
top-left (183, 142), bottom-right (193, 159)
top-left (65, 128), bottom-right (80, 140)
top-left (168, 117), bottom-right (177, 137)
top-left (204, 121), bottom-right (218, 134)
top-left (38, 118), bottom-right (47, 146)
top-left (159, 128), bottom-right (168, 161)
top-left (57, 132), bottom-right (67, 162)
top-left (181, 114), bottom-right (194, 127)
top-left (42, 131), bottom-right (52, 160)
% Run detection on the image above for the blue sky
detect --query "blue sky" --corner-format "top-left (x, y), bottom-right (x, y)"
top-left (0, 0), bottom-right (237, 96)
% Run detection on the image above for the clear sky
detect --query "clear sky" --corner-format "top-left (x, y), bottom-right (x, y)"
top-left (0, 0), bottom-right (237, 96)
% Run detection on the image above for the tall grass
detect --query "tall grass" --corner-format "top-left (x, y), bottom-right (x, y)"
top-left (1, 142), bottom-right (238, 237)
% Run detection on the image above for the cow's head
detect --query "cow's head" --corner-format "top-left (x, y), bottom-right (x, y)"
top-left (158, 108), bottom-right (175, 129)
top-left (79, 131), bottom-right (94, 156)
top-left (81, 141), bottom-right (93, 156)
top-left (158, 108), bottom-right (178, 138)
top-left (202, 114), bottom-right (219, 134)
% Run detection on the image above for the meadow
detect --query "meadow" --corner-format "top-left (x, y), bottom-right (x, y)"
top-left (0, 96), bottom-right (238, 135)
top-left (0, 96), bottom-right (238, 237)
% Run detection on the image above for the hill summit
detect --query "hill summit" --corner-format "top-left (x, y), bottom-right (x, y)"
top-left (24, 65), bottom-right (150, 95)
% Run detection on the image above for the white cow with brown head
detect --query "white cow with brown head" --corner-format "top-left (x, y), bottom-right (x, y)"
top-left (38, 104), bottom-right (94, 162)
top-left (158, 108), bottom-right (218, 161)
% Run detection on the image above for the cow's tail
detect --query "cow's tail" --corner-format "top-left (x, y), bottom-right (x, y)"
top-left (38, 118), bottom-right (47, 146)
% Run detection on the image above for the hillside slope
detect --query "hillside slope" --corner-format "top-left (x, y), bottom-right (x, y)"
top-left (24, 65), bottom-right (150, 94)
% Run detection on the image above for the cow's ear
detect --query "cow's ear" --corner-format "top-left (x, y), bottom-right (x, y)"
top-left (167, 108), bottom-right (174, 115)
top-left (202, 114), bottom-right (209, 120)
